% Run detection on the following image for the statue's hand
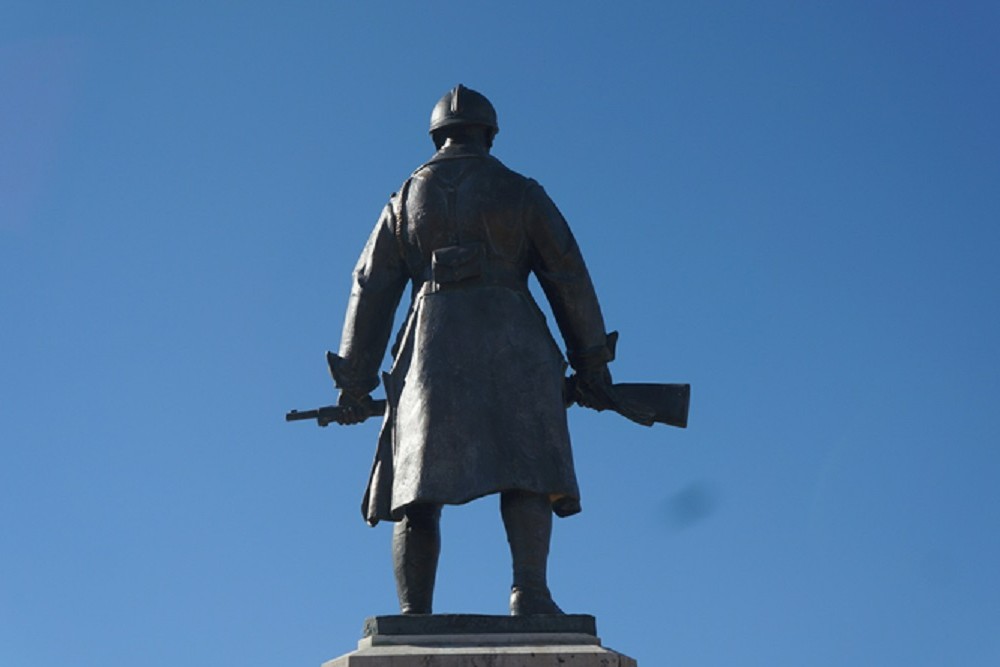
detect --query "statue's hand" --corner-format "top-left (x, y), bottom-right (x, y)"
top-left (336, 390), bottom-right (374, 425)
top-left (572, 365), bottom-right (657, 426)
top-left (572, 365), bottom-right (616, 412)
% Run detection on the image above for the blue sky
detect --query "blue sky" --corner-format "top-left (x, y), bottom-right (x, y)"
top-left (3, 2), bottom-right (999, 665)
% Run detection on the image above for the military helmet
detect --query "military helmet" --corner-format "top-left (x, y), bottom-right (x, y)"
top-left (428, 84), bottom-right (499, 136)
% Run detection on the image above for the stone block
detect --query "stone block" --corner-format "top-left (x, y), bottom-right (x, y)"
top-left (322, 614), bottom-right (637, 666)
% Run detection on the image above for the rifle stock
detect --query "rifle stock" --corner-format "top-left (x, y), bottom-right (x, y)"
top-left (612, 383), bottom-right (690, 428)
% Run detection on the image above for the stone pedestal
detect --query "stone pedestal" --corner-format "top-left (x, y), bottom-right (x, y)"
top-left (323, 614), bottom-right (637, 666)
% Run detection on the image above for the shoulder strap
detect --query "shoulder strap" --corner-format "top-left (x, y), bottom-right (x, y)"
top-left (391, 176), bottom-right (413, 261)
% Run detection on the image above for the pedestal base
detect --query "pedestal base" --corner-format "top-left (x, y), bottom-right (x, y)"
top-left (324, 614), bottom-right (637, 666)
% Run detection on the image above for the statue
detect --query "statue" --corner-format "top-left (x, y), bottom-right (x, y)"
top-left (288, 85), bottom-right (689, 616)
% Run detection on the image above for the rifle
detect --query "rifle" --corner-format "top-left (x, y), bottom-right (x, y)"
top-left (580, 380), bottom-right (690, 428)
top-left (285, 400), bottom-right (388, 427)
top-left (286, 361), bottom-right (689, 428)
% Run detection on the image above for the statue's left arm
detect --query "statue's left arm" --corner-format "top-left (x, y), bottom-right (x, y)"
top-left (524, 181), bottom-right (611, 365)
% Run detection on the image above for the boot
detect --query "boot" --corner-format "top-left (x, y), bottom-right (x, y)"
top-left (501, 491), bottom-right (564, 615)
top-left (510, 585), bottom-right (564, 615)
top-left (392, 504), bottom-right (441, 614)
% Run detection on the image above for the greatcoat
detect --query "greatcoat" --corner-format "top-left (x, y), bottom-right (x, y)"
top-left (337, 144), bottom-right (608, 525)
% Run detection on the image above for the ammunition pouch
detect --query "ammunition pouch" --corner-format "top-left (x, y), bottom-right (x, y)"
top-left (431, 243), bottom-right (484, 285)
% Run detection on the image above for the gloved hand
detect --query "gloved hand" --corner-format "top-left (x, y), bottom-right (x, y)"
top-left (567, 331), bottom-right (655, 426)
top-left (568, 332), bottom-right (618, 411)
top-left (572, 364), bottom-right (617, 412)
top-left (572, 369), bottom-right (656, 426)
top-left (335, 390), bottom-right (374, 425)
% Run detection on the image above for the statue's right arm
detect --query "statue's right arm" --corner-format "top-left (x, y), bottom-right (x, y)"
top-left (335, 205), bottom-right (408, 396)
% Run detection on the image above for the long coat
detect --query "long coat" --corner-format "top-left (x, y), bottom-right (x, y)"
top-left (337, 145), bottom-right (608, 525)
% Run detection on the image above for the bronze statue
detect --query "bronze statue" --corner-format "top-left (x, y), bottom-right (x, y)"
top-left (288, 85), bottom-right (689, 616)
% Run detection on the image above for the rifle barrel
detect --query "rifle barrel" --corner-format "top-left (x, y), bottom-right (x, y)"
top-left (285, 409), bottom-right (319, 422)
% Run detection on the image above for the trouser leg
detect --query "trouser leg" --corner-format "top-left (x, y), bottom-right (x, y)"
top-left (392, 503), bottom-right (442, 614)
top-left (501, 490), bottom-right (563, 615)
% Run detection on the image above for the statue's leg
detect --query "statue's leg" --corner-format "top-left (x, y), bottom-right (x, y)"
top-left (392, 503), bottom-right (442, 614)
top-left (501, 490), bottom-right (564, 615)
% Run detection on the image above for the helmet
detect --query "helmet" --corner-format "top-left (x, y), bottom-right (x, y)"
top-left (428, 84), bottom-right (499, 136)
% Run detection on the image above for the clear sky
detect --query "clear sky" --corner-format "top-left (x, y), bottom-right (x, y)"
top-left (3, 2), bottom-right (999, 666)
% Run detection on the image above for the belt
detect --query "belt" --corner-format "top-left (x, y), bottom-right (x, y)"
top-left (417, 273), bottom-right (529, 295)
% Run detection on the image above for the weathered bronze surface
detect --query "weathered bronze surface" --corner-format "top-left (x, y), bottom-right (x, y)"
top-left (291, 85), bottom-right (689, 616)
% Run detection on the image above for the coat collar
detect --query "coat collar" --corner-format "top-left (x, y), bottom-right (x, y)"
top-left (425, 144), bottom-right (491, 165)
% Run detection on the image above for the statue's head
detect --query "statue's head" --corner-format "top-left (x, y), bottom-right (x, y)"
top-left (429, 84), bottom-right (498, 150)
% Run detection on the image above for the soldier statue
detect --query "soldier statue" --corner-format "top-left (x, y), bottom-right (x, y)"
top-left (324, 85), bottom-right (644, 616)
